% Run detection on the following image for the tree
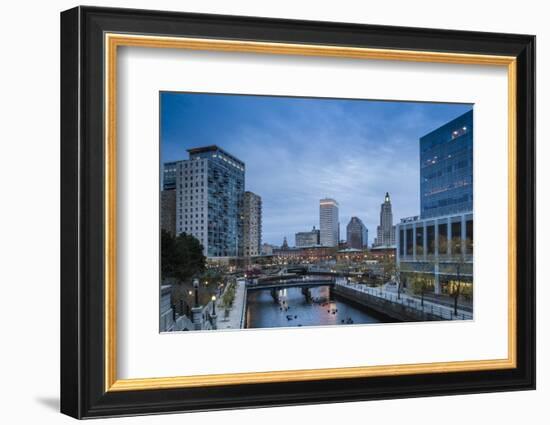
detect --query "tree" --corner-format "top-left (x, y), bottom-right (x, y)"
top-left (394, 262), bottom-right (403, 299)
top-left (381, 254), bottom-right (397, 284)
top-left (161, 230), bottom-right (206, 283)
top-left (447, 237), bottom-right (471, 316)
top-left (202, 269), bottom-right (224, 288)
top-left (173, 233), bottom-right (206, 283)
top-left (161, 230), bottom-right (177, 278)
top-left (411, 274), bottom-right (429, 306)
top-left (220, 282), bottom-right (236, 318)
top-left (423, 235), bottom-right (472, 315)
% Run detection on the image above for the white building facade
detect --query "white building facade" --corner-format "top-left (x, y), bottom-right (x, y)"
top-left (175, 157), bottom-right (209, 252)
top-left (172, 145), bottom-right (245, 258)
top-left (243, 191), bottom-right (262, 257)
top-left (319, 198), bottom-right (339, 247)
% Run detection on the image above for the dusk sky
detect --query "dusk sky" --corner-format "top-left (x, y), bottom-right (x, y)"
top-left (160, 92), bottom-right (472, 246)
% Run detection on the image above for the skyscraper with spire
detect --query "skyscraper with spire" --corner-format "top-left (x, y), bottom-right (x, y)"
top-left (373, 192), bottom-right (396, 247)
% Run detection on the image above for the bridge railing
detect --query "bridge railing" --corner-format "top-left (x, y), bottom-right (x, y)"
top-left (248, 276), bottom-right (335, 288)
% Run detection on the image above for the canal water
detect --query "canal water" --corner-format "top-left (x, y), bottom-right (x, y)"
top-left (245, 286), bottom-right (393, 329)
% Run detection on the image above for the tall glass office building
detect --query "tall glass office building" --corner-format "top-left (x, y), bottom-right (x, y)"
top-left (346, 217), bottom-right (368, 249)
top-left (172, 145), bottom-right (245, 257)
top-left (396, 109), bottom-right (474, 294)
top-left (420, 109), bottom-right (473, 219)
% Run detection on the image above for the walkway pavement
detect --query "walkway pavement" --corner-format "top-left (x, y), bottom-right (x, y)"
top-left (337, 281), bottom-right (473, 320)
top-left (215, 280), bottom-right (247, 329)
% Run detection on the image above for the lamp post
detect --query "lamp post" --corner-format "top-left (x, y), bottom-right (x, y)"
top-left (185, 290), bottom-right (192, 315)
top-left (191, 278), bottom-right (203, 330)
top-left (210, 295), bottom-right (217, 330)
top-left (397, 280), bottom-right (402, 300)
top-left (193, 278), bottom-right (199, 307)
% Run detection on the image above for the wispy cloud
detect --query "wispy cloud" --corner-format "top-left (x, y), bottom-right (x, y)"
top-left (161, 93), bottom-right (472, 245)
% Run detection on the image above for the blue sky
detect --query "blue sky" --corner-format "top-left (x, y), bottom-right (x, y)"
top-left (161, 92), bottom-right (472, 246)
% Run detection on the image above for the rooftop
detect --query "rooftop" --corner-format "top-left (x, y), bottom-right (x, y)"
top-left (370, 245), bottom-right (396, 251)
top-left (187, 145), bottom-right (245, 167)
top-left (337, 248), bottom-right (363, 253)
top-left (320, 198), bottom-right (339, 207)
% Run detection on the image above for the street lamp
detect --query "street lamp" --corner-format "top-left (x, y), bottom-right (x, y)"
top-left (211, 295), bottom-right (216, 316)
top-left (193, 278), bottom-right (199, 307)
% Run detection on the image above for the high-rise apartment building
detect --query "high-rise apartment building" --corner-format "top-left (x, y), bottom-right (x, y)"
top-left (319, 198), bottom-right (339, 247)
top-left (172, 145), bottom-right (245, 257)
top-left (160, 190), bottom-right (176, 236)
top-left (373, 192), bottom-right (396, 247)
top-left (295, 226), bottom-right (321, 247)
top-left (162, 161), bottom-right (178, 190)
top-left (243, 191), bottom-right (262, 257)
top-left (346, 217), bottom-right (368, 249)
top-left (420, 110), bottom-right (473, 218)
top-left (161, 162), bottom-right (178, 236)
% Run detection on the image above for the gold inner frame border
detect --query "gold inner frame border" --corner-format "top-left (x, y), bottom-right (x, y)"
top-left (104, 33), bottom-right (517, 392)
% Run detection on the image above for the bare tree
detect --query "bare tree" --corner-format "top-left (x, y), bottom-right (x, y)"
top-left (381, 254), bottom-right (397, 284)
top-left (394, 262), bottom-right (403, 299)
top-left (447, 237), bottom-right (472, 316)
top-left (411, 274), bottom-right (429, 306)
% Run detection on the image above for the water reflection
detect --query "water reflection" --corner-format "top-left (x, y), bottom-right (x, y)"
top-left (246, 286), bottom-right (388, 329)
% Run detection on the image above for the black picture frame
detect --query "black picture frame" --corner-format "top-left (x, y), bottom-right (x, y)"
top-left (61, 5), bottom-right (535, 419)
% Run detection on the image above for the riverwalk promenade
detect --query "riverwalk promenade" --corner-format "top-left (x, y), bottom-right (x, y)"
top-left (216, 280), bottom-right (247, 329)
top-left (335, 280), bottom-right (473, 321)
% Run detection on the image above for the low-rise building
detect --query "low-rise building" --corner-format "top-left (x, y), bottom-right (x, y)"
top-left (273, 245), bottom-right (336, 263)
top-left (396, 212), bottom-right (473, 294)
top-left (335, 248), bottom-right (366, 262)
top-left (261, 243), bottom-right (274, 256)
top-left (295, 226), bottom-right (320, 247)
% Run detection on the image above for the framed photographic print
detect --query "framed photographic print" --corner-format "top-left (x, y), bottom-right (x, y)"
top-left (60, 6), bottom-right (536, 419)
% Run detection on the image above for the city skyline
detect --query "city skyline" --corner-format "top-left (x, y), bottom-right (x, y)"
top-left (161, 92), bottom-right (473, 245)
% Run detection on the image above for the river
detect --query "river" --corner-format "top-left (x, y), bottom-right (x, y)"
top-left (245, 285), bottom-right (394, 329)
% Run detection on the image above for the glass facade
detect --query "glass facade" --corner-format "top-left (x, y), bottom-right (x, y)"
top-left (346, 217), bottom-right (368, 249)
top-left (406, 228), bottom-right (413, 255)
top-left (296, 227), bottom-right (320, 247)
top-left (438, 222), bottom-right (448, 254)
top-left (426, 223), bottom-right (435, 255)
top-left (162, 161), bottom-right (178, 190)
top-left (397, 213), bottom-right (473, 260)
top-left (188, 147), bottom-right (245, 258)
top-left (397, 110), bottom-right (474, 295)
top-left (173, 146), bottom-right (245, 258)
top-left (466, 219), bottom-right (474, 254)
top-left (420, 110), bottom-right (473, 218)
